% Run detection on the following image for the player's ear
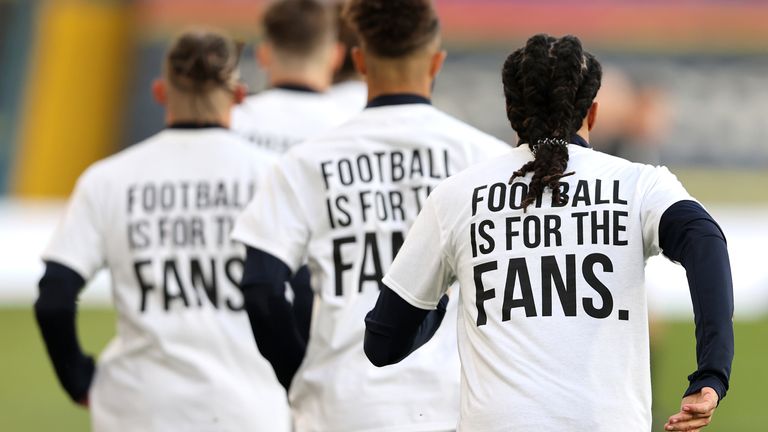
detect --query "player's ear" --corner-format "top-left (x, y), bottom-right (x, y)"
top-left (351, 47), bottom-right (366, 76)
top-left (331, 42), bottom-right (346, 73)
top-left (152, 79), bottom-right (167, 106)
top-left (587, 101), bottom-right (599, 131)
top-left (233, 83), bottom-right (247, 105)
top-left (429, 50), bottom-right (447, 80)
top-left (257, 43), bottom-right (272, 69)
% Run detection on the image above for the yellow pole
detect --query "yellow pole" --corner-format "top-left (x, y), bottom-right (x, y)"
top-left (12, 0), bottom-right (133, 197)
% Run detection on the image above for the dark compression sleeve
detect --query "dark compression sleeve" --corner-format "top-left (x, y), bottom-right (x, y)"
top-left (364, 286), bottom-right (449, 367)
top-left (34, 261), bottom-right (95, 403)
top-left (241, 247), bottom-right (307, 390)
top-left (290, 266), bottom-right (313, 343)
top-left (659, 200), bottom-right (734, 401)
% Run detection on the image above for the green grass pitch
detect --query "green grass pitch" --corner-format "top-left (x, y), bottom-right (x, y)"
top-left (0, 308), bottom-right (765, 431)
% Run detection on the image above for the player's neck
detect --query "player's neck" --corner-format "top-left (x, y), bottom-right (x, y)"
top-left (365, 79), bottom-right (431, 103)
top-left (267, 64), bottom-right (331, 92)
top-left (576, 119), bottom-right (591, 143)
top-left (165, 111), bottom-right (231, 129)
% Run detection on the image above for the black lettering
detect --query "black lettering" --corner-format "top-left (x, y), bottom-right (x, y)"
top-left (571, 212), bottom-right (588, 245)
top-left (357, 155), bottom-right (373, 183)
top-left (502, 258), bottom-right (536, 319)
top-left (128, 221), bottom-right (150, 250)
top-left (160, 182), bottom-right (175, 210)
top-left (544, 215), bottom-right (562, 247)
top-left (335, 195), bottom-right (352, 227)
top-left (359, 233), bottom-right (385, 292)
top-left (541, 255), bottom-right (576, 316)
top-left (391, 231), bottom-right (405, 257)
top-left (595, 179), bottom-right (609, 205)
top-left (582, 253), bottom-right (614, 319)
top-left (591, 210), bottom-right (610, 245)
top-left (523, 215), bottom-right (541, 248)
top-left (389, 191), bottom-right (405, 221)
top-left (509, 182), bottom-right (527, 210)
top-left (478, 220), bottom-right (495, 255)
top-left (134, 260), bottom-right (153, 312)
top-left (333, 236), bottom-right (356, 296)
top-left (163, 259), bottom-right (189, 311)
top-left (391, 151), bottom-right (405, 182)
top-left (359, 191), bottom-right (371, 223)
top-left (338, 159), bottom-right (354, 186)
top-left (224, 257), bottom-right (245, 311)
top-left (409, 150), bottom-right (424, 178)
top-left (553, 182), bottom-right (569, 207)
top-left (213, 181), bottom-right (229, 207)
top-left (572, 180), bottom-right (591, 206)
top-left (143, 184), bottom-right (156, 212)
top-left (474, 261), bottom-right (497, 326)
top-left (472, 185), bottom-right (487, 216)
top-left (613, 180), bottom-right (628, 205)
top-left (190, 258), bottom-right (217, 307)
top-left (505, 216), bottom-right (520, 250)
top-left (427, 149), bottom-right (441, 179)
top-left (488, 182), bottom-right (506, 212)
top-left (613, 211), bottom-right (628, 246)
top-left (443, 149), bottom-right (451, 177)
top-left (320, 161), bottom-right (333, 189)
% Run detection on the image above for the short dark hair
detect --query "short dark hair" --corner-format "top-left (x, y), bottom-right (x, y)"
top-left (263, 0), bottom-right (336, 56)
top-left (166, 29), bottom-right (242, 92)
top-left (343, 0), bottom-right (440, 58)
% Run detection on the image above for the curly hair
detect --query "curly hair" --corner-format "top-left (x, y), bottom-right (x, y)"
top-left (343, 0), bottom-right (439, 58)
top-left (503, 34), bottom-right (602, 209)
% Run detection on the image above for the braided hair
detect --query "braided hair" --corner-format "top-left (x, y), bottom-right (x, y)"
top-left (503, 34), bottom-right (602, 209)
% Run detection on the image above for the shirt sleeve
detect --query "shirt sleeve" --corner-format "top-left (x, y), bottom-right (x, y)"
top-left (639, 166), bottom-right (694, 258)
top-left (42, 168), bottom-right (105, 280)
top-left (382, 193), bottom-right (454, 310)
top-left (232, 158), bottom-right (311, 273)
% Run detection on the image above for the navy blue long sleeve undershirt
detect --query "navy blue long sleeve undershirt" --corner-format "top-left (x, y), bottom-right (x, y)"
top-left (659, 200), bottom-right (734, 401)
top-left (34, 261), bottom-right (94, 403)
top-left (240, 247), bottom-right (308, 390)
top-left (364, 288), bottom-right (449, 367)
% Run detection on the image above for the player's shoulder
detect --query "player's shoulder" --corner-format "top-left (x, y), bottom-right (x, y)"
top-left (569, 145), bottom-right (668, 179)
top-left (429, 108), bottom-right (507, 144)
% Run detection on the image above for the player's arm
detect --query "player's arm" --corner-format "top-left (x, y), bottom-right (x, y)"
top-left (241, 247), bottom-right (307, 390)
top-left (290, 265), bottom-right (313, 342)
top-left (34, 261), bottom-right (94, 406)
top-left (364, 287), bottom-right (449, 367)
top-left (364, 194), bottom-right (454, 367)
top-left (658, 200), bottom-right (734, 431)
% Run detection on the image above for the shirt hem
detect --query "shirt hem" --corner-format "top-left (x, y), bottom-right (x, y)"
top-left (382, 275), bottom-right (439, 310)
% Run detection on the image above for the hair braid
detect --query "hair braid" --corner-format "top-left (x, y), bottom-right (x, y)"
top-left (503, 34), bottom-right (602, 210)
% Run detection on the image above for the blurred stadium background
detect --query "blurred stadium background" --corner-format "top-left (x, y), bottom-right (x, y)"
top-left (1, 0), bottom-right (766, 430)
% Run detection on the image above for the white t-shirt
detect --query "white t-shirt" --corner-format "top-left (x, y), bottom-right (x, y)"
top-left (329, 80), bottom-right (367, 119)
top-left (43, 128), bottom-right (291, 432)
top-left (383, 144), bottom-right (693, 432)
top-left (231, 88), bottom-right (350, 154)
top-left (232, 103), bottom-right (510, 432)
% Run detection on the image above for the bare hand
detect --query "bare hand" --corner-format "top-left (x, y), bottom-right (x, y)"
top-left (664, 387), bottom-right (718, 431)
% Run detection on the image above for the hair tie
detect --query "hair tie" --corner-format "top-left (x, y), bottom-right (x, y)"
top-left (531, 137), bottom-right (568, 155)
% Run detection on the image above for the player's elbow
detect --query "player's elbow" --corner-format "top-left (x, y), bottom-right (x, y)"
top-left (363, 329), bottom-right (402, 367)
